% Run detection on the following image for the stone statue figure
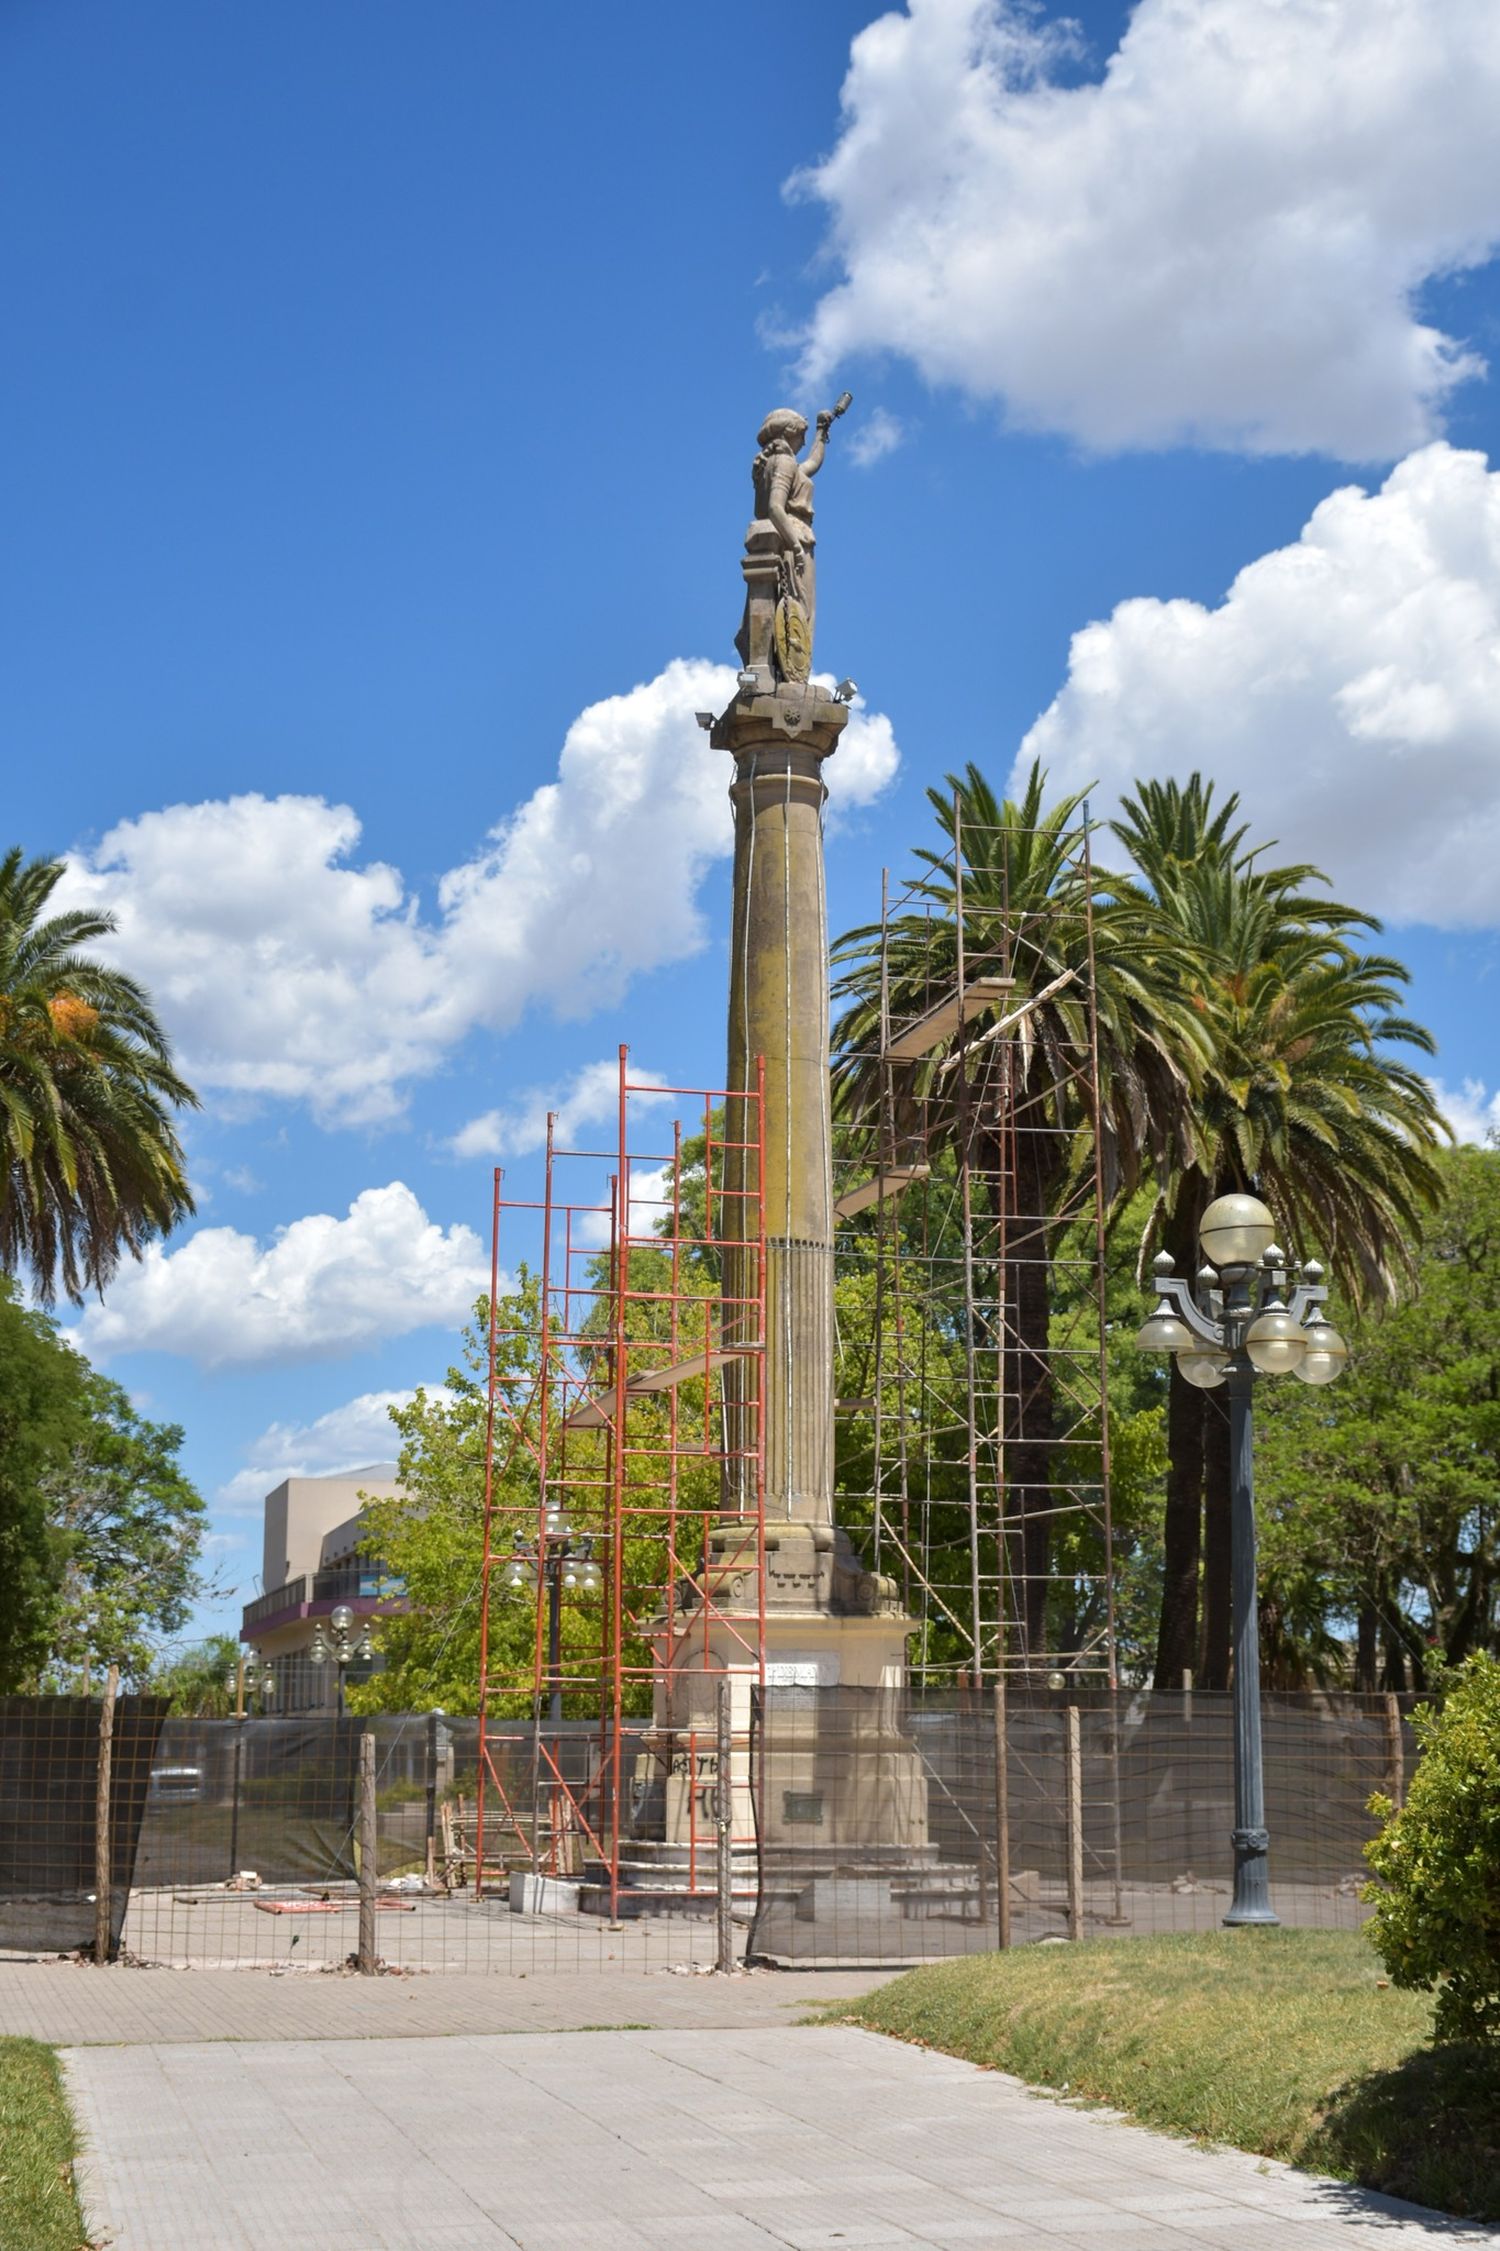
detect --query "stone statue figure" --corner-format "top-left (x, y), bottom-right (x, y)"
top-left (736, 394), bottom-right (851, 685)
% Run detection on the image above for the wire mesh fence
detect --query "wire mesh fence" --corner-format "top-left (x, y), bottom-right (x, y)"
top-left (1, 1687), bottom-right (1414, 1972)
top-left (750, 1684), bottom-right (1416, 1964)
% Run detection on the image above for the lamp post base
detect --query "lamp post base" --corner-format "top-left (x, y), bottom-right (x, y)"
top-left (1223, 1826), bottom-right (1279, 1926)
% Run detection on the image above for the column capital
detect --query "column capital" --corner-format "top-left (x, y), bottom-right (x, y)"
top-left (710, 680), bottom-right (849, 761)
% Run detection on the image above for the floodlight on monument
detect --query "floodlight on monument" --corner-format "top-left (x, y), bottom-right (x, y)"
top-left (695, 712), bottom-right (715, 730)
top-left (832, 678), bottom-right (858, 703)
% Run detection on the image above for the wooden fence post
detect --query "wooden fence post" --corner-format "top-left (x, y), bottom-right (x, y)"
top-left (357, 1731), bottom-right (378, 1973)
top-left (1065, 1703), bottom-right (1084, 1943)
top-left (993, 1677), bottom-right (1011, 1950)
top-left (1383, 1692), bottom-right (1405, 1810)
top-left (94, 1665), bottom-right (118, 1965)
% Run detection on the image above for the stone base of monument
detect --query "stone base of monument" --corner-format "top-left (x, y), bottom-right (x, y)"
top-left (577, 1837), bottom-right (760, 1921)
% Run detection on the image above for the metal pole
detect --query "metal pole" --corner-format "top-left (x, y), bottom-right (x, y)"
top-left (548, 1565), bottom-right (563, 1733)
top-left (715, 1676), bottom-right (735, 1974)
top-left (93, 1664), bottom-right (118, 1965)
top-left (228, 1723), bottom-right (243, 1883)
top-left (357, 1730), bottom-right (378, 1972)
top-left (1064, 1702), bottom-right (1084, 1942)
top-left (993, 1676), bottom-right (1010, 1950)
top-left (548, 1563), bottom-right (562, 1873)
top-left (1224, 1357), bottom-right (1277, 1925)
top-left (425, 1710), bottom-right (440, 1886)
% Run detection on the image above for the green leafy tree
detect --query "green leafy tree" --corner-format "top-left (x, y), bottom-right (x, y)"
top-left (0, 1277), bottom-right (88, 1688)
top-left (1365, 1653), bottom-right (1500, 2044)
top-left (0, 847), bottom-right (197, 1304)
top-left (1256, 1146), bottom-right (1500, 1686)
top-left (351, 1265), bottom-right (721, 1718)
top-left (146, 1632), bottom-right (243, 1715)
top-left (1105, 776), bottom-right (1446, 1688)
top-left (43, 1376), bottom-right (216, 1689)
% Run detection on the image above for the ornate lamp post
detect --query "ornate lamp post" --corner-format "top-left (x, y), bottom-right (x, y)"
top-left (501, 1507), bottom-right (603, 1730)
top-left (1135, 1192), bottom-right (1347, 1925)
top-left (310, 1604), bottom-right (374, 1717)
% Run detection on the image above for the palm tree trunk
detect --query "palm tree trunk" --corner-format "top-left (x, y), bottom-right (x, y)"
top-left (1152, 1196), bottom-right (1208, 1688)
top-left (1017, 1124), bottom-right (1063, 1663)
top-left (1199, 1390), bottom-right (1232, 1689)
top-left (984, 1122), bottom-right (1060, 1665)
top-left (1153, 1363), bottom-right (1203, 1688)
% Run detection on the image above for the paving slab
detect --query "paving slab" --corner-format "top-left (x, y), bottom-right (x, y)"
top-left (0, 1959), bottom-right (892, 2044)
top-left (62, 2025), bottom-right (1499, 2251)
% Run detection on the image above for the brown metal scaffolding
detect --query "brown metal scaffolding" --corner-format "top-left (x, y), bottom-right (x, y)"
top-left (474, 1049), bottom-right (768, 1918)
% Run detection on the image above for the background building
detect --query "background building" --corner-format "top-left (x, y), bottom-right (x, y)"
top-left (240, 1465), bottom-right (408, 1711)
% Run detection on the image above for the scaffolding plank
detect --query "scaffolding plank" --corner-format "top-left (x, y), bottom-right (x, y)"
top-left (563, 1348), bottom-right (743, 1431)
top-left (885, 974), bottom-right (1015, 1061)
top-left (833, 1162), bottom-right (931, 1219)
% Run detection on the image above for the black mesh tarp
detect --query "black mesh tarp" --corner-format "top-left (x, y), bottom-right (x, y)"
top-left (748, 1684), bottom-right (1413, 1965)
top-left (0, 1694), bottom-right (169, 1956)
top-left (132, 1717), bottom-right (364, 1890)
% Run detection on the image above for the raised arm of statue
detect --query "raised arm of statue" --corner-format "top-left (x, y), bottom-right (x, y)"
top-left (802, 410), bottom-right (834, 480)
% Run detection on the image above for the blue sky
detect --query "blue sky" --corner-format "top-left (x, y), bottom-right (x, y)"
top-left (4, 0), bottom-right (1499, 1639)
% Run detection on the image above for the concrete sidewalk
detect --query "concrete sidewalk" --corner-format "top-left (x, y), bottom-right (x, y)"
top-left (64, 2025), bottom-right (1497, 2250)
top-left (0, 1960), bottom-right (890, 2044)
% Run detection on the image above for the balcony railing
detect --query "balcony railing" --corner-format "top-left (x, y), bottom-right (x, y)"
top-left (242, 1576), bottom-right (307, 1632)
top-left (310, 1564), bottom-right (406, 1604)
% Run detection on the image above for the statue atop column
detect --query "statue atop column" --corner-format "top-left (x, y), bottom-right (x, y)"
top-left (736, 393), bottom-right (852, 685)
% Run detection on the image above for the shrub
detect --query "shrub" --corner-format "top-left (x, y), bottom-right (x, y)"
top-left (1365, 1654), bottom-right (1500, 2044)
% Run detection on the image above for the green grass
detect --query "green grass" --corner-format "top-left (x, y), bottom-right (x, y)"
top-left (825, 1930), bottom-right (1500, 2222)
top-left (0, 2040), bottom-right (92, 2251)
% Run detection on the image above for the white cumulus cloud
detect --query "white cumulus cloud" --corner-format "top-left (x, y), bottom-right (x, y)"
top-left (847, 406), bottom-right (905, 467)
top-left (74, 1184), bottom-right (489, 1367)
top-left (794, 0), bottom-right (1500, 458)
top-left (59, 661), bottom-right (899, 1126)
top-left (1017, 443), bottom-right (1500, 927)
top-left (449, 1057), bottom-right (672, 1162)
top-left (1430, 1078), bottom-right (1500, 1147)
top-left (217, 1389), bottom-right (428, 1514)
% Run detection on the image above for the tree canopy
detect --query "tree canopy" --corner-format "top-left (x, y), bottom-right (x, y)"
top-left (0, 1276), bottom-right (212, 1692)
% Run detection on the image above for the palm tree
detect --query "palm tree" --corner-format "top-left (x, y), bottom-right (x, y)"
top-left (1105, 778), bottom-right (1447, 1687)
top-left (831, 762), bottom-right (1208, 1661)
top-left (0, 848), bottom-right (197, 1303)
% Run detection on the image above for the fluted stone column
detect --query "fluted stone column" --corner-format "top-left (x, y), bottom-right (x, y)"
top-left (717, 691), bottom-right (845, 1528)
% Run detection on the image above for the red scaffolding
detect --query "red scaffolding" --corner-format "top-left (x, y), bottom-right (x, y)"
top-left (474, 1048), bottom-right (767, 1918)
